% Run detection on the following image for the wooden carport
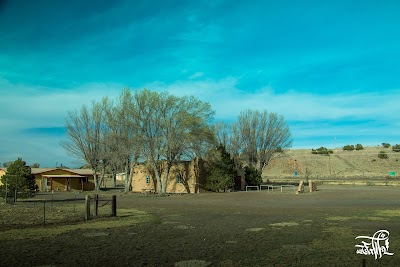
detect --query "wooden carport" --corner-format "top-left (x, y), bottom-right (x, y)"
top-left (42, 174), bottom-right (87, 192)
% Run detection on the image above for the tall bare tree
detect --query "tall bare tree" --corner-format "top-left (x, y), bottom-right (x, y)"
top-left (61, 101), bottom-right (103, 190)
top-left (100, 89), bottom-right (142, 193)
top-left (233, 109), bottom-right (292, 171)
top-left (133, 89), bottom-right (214, 194)
top-left (213, 121), bottom-right (240, 159)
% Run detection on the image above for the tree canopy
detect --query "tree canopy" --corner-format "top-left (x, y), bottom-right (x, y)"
top-left (0, 158), bottom-right (37, 198)
top-left (62, 88), bottom-right (292, 193)
top-left (232, 110), bottom-right (292, 171)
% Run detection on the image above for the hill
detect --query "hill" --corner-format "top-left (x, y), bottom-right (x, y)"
top-left (263, 146), bottom-right (400, 180)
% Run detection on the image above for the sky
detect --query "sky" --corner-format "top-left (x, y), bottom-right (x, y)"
top-left (0, 0), bottom-right (400, 168)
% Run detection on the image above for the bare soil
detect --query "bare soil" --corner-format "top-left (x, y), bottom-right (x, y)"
top-left (1, 185), bottom-right (400, 266)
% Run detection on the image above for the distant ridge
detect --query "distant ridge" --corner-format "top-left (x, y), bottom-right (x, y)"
top-left (263, 146), bottom-right (400, 179)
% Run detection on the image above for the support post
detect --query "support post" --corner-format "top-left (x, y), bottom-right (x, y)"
top-left (111, 195), bottom-right (116, 217)
top-left (85, 195), bottom-right (90, 220)
top-left (94, 194), bottom-right (99, 216)
top-left (4, 176), bottom-right (7, 203)
top-left (51, 190), bottom-right (54, 211)
top-left (296, 180), bottom-right (304, 194)
top-left (74, 193), bottom-right (76, 212)
top-left (43, 199), bottom-right (46, 226)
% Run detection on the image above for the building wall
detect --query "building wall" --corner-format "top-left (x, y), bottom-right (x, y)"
top-left (132, 159), bottom-right (206, 193)
top-left (0, 168), bottom-right (5, 186)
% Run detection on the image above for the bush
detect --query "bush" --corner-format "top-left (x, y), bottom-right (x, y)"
top-left (382, 143), bottom-right (391, 148)
top-left (204, 169), bottom-right (234, 192)
top-left (311, 147), bottom-right (333, 155)
top-left (244, 166), bottom-right (262, 186)
top-left (378, 151), bottom-right (388, 159)
top-left (204, 145), bottom-right (237, 192)
top-left (392, 144), bottom-right (400, 152)
top-left (0, 158), bottom-right (37, 199)
top-left (355, 144), bottom-right (364, 150)
top-left (343, 145), bottom-right (354, 151)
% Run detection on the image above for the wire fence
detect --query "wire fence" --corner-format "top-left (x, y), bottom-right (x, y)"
top-left (0, 193), bottom-right (117, 228)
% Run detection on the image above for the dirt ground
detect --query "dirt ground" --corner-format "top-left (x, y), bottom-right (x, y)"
top-left (1, 185), bottom-right (400, 266)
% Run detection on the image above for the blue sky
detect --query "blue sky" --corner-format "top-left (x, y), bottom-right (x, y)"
top-left (0, 0), bottom-right (399, 167)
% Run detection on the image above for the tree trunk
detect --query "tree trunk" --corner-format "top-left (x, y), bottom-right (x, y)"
top-left (93, 172), bottom-right (100, 191)
top-left (151, 161), bottom-right (162, 193)
top-left (124, 164), bottom-right (134, 193)
top-left (111, 170), bottom-right (116, 188)
top-left (124, 158), bottom-right (131, 193)
top-left (162, 164), bottom-right (171, 194)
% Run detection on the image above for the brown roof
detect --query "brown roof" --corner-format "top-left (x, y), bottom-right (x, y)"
top-left (31, 168), bottom-right (94, 175)
top-left (67, 169), bottom-right (95, 175)
top-left (31, 168), bottom-right (54, 174)
top-left (42, 174), bottom-right (86, 178)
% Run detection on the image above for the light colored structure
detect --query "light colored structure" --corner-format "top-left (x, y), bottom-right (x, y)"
top-left (131, 160), bottom-right (206, 194)
top-left (116, 172), bottom-right (126, 181)
top-left (32, 168), bottom-right (95, 192)
top-left (0, 167), bottom-right (6, 186)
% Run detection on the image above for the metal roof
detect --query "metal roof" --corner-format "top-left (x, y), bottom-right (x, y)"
top-left (42, 174), bottom-right (86, 178)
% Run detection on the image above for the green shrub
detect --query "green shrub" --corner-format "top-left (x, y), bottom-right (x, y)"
top-left (244, 166), bottom-right (262, 186)
top-left (204, 145), bottom-right (237, 192)
top-left (204, 169), bottom-right (234, 192)
top-left (0, 158), bottom-right (37, 199)
top-left (378, 151), bottom-right (388, 159)
top-left (311, 147), bottom-right (333, 155)
top-left (392, 144), bottom-right (400, 152)
top-left (382, 143), bottom-right (391, 148)
top-left (343, 145), bottom-right (354, 151)
top-left (355, 144), bottom-right (364, 150)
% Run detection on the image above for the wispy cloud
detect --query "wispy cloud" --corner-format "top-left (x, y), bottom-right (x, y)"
top-left (1, 0), bottom-right (400, 166)
top-left (1, 76), bottom-right (399, 166)
top-left (144, 77), bottom-right (400, 122)
top-left (0, 79), bottom-right (121, 129)
top-left (144, 77), bottom-right (400, 148)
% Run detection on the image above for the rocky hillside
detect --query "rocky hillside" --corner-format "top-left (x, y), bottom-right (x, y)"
top-left (263, 146), bottom-right (400, 180)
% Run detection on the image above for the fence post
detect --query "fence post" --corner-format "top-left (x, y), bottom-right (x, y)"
top-left (94, 194), bottom-right (99, 216)
top-left (85, 195), bottom-right (90, 220)
top-left (43, 200), bottom-right (46, 226)
top-left (4, 176), bottom-right (7, 203)
top-left (74, 193), bottom-right (76, 213)
top-left (111, 195), bottom-right (116, 217)
top-left (51, 190), bottom-right (54, 211)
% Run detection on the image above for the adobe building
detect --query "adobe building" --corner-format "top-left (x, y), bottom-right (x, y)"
top-left (0, 167), bottom-right (6, 186)
top-left (131, 159), bottom-right (206, 194)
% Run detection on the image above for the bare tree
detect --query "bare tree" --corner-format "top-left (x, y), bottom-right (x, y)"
top-left (233, 110), bottom-right (292, 171)
top-left (133, 89), bottom-right (214, 194)
top-left (213, 121), bottom-right (240, 160)
top-left (102, 89), bottom-right (142, 193)
top-left (61, 101), bottom-right (103, 190)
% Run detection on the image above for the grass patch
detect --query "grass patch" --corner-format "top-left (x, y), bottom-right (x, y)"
top-left (373, 209), bottom-right (400, 217)
top-left (269, 222), bottom-right (299, 227)
top-left (0, 208), bottom-right (152, 241)
top-left (326, 211), bottom-right (397, 222)
top-left (326, 216), bottom-right (352, 221)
